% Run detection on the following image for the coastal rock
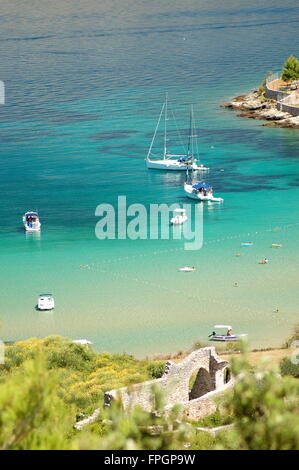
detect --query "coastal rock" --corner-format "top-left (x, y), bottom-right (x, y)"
top-left (222, 90), bottom-right (299, 129)
top-left (263, 115), bottom-right (299, 128)
top-left (222, 91), bottom-right (266, 111)
top-left (259, 109), bottom-right (292, 120)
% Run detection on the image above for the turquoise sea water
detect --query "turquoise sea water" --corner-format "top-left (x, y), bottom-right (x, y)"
top-left (0, 0), bottom-right (299, 355)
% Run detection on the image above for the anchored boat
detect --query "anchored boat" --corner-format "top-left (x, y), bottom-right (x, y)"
top-left (184, 182), bottom-right (223, 202)
top-left (183, 107), bottom-right (223, 202)
top-left (178, 266), bottom-right (196, 272)
top-left (170, 208), bottom-right (188, 225)
top-left (38, 294), bottom-right (55, 311)
top-left (73, 339), bottom-right (93, 345)
top-left (146, 94), bottom-right (208, 171)
top-left (208, 325), bottom-right (247, 342)
top-left (23, 211), bottom-right (41, 232)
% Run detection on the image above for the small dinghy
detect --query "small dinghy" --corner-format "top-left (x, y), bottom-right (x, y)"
top-left (170, 208), bottom-right (188, 225)
top-left (241, 242), bottom-right (254, 247)
top-left (179, 266), bottom-right (196, 272)
top-left (208, 325), bottom-right (247, 342)
top-left (271, 243), bottom-right (282, 248)
top-left (38, 294), bottom-right (55, 311)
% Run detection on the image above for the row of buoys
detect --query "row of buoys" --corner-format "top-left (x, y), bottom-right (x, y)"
top-left (234, 241), bottom-right (282, 264)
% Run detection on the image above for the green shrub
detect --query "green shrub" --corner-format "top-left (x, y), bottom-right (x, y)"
top-left (283, 323), bottom-right (299, 348)
top-left (218, 355), bottom-right (299, 450)
top-left (147, 362), bottom-right (165, 379)
top-left (192, 410), bottom-right (233, 428)
top-left (0, 356), bottom-right (76, 450)
top-left (280, 356), bottom-right (299, 378)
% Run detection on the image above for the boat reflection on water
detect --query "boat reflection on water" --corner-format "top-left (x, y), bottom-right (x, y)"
top-left (147, 170), bottom-right (183, 186)
top-left (25, 231), bottom-right (41, 241)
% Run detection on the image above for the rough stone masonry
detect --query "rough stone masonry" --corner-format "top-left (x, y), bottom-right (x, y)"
top-left (104, 347), bottom-right (233, 421)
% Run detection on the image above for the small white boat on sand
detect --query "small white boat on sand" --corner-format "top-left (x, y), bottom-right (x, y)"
top-left (23, 211), bottom-right (41, 232)
top-left (170, 208), bottom-right (188, 225)
top-left (184, 182), bottom-right (223, 202)
top-left (208, 325), bottom-right (247, 342)
top-left (38, 294), bottom-right (55, 311)
top-left (73, 339), bottom-right (93, 345)
top-left (179, 266), bottom-right (196, 272)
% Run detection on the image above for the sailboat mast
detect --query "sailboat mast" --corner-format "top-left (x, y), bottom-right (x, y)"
top-left (147, 102), bottom-right (165, 161)
top-left (163, 92), bottom-right (168, 159)
top-left (187, 105), bottom-right (194, 183)
top-left (191, 104), bottom-right (194, 161)
top-left (187, 106), bottom-right (192, 157)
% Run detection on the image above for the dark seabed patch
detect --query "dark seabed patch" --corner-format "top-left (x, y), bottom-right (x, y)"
top-left (91, 130), bottom-right (136, 141)
top-left (0, 107), bottom-right (100, 125)
top-left (144, 127), bottom-right (264, 146)
top-left (96, 143), bottom-right (144, 158)
top-left (0, 129), bottom-right (60, 143)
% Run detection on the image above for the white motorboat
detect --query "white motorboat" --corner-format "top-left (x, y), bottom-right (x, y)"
top-left (170, 208), bottom-right (188, 225)
top-left (178, 266), bottom-right (196, 272)
top-left (73, 339), bottom-right (93, 345)
top-left (23, 211), bottom-right (41, 232)
top-left (38, 294), bottom-right (55, 311)
top-left (146, 94), bottom-right (209, 171)
top-left (184, 182), bottom-right (223, 202)
top-left (208, 325), bottom-right (247, 342)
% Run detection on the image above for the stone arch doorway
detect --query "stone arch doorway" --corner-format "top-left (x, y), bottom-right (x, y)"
top-left (224, 367), bottom-right (231, 384)
top-left (189, 367), bottom-right (214, 400)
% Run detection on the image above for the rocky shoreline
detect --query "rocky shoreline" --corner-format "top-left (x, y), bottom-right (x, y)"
top-left (221, 90), bottom-right (299, 128)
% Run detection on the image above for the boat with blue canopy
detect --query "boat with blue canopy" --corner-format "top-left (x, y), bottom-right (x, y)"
top-left (184, 181), bottom-right (223, 202)
top-left (23, 211), bottom-right (41, 232)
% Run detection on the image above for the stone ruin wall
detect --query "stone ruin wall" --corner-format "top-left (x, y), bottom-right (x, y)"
top-left (104, 347), bottom-right (233, 420)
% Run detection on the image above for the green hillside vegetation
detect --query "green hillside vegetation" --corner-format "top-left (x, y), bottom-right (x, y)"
top-left (0, 333), bottom-right (298, 450)
top-left (0, 336), bottom-right (165, 415)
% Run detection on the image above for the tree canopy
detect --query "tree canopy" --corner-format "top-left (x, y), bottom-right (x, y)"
top-left (282, 56), bottom-right (299, 81)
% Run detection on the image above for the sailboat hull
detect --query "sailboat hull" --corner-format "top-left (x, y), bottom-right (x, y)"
top-left (146, 159), bottom-right (209, 171)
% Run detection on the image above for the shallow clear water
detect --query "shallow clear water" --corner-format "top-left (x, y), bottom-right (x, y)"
top-left (0, 0), bottom-right (299, 355)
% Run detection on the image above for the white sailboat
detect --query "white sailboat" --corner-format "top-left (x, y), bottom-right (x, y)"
top-left (183, 107), bottom-right (223, 202)
top-left (146, 94), bottom-right (208, 171)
